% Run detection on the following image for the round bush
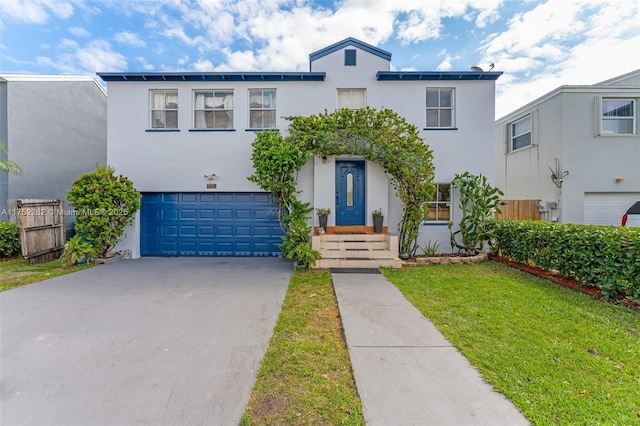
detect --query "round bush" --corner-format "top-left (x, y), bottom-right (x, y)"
top-left (0, 221), bottom-right (21, 257)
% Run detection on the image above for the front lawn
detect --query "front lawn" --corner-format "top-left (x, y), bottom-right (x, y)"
top-left (0, 258), bottom-right (92, 292)
top-left (241, 270), bottom-right (364, 425)
top-left (384, 262), bottom-right (640, 425)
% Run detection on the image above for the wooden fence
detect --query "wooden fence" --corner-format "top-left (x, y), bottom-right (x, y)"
top-left (8, 199), bottom-right (65, 264)
top-left (494, 199), bottom-right (541, 221)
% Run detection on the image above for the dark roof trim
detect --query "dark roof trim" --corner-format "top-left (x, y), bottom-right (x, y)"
top-left (309, 37), bottom-right (392, 62)
top-left (377, 71), bottom-right (503, 81)
top-left (97, 72), bottom-right (326, 82)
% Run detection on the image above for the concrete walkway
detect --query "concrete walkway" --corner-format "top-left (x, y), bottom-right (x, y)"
top-left (332, 271), bottom-right (529, 426)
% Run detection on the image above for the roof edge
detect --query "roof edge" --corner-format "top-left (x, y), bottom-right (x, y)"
top-left (0, 73), bottom-right (106, 97)
top-left (97, 71), bottom-right (326, 82)
top-left (309, 37), bottom-right (391, 62)
top-left (377, 71), bottom-right (502, 81)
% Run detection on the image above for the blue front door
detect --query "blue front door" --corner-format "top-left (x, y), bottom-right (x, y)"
top-left (335, 161), bottom-right (366, 225)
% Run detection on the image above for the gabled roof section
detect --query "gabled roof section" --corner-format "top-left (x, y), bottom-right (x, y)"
top-left (309, 37), bottom-right (392, 63)
top-left (377, 71), bottom-right (502, 81)
top-left (97, 72), bottom-right (326, 83)
top-left (594, 68), bottom-right (640, 86)
top-left (0, 73), bottom-right (107, 96)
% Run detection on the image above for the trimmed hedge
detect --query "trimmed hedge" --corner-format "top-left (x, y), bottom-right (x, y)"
top-left (0, 221), bottom-right (21, 257)
top-left (491, 220), bottom-right (640, 302)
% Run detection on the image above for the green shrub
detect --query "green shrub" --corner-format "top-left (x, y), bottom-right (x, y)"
top-left (67, 165), bottom-right (140, 257)
top-left (63, 234), bottom-right (97, 265)
top-left (0, 221), bottom-right (21, 257)
top-left (448, 172), bottom-right (503, 255)
top-left (491, 220), bottom-right (640, 302)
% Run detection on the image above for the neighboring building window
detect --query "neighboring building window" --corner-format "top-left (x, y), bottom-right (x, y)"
top-left (150, 89), bottom-right (178, 129)
top-left (249, 89), bottom-right (276, 129)
top-left (345, 49), bottom-right (357, 66)
top-left (193, 90), bottom-right (234, 129)
top-left (338, 88), bottom-right (366, 109)
top-left (509, 115), bottom-right (532, 151)
top-left (602, 99), bottom-right (635, 135)
top-left (426, 88), bottom-right (454, 128)
top-left (426, 183), bottom-right (451, 222)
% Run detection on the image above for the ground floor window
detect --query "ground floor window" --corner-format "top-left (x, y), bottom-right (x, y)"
top-left (426, 183), bottom-right (451, 222)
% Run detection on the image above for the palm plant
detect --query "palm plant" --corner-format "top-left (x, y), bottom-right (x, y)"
top-left (0, 142), bottom-right (22, 175)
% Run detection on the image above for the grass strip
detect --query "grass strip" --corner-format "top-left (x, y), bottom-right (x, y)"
top-left (0, 258), bottom-right (92, 292)
top-left (383, 262), bottom-right (640, 425)
top-left (241, 269), bottom-right (364, 425)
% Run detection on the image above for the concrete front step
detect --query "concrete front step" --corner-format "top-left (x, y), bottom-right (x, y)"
top-left (316, 258), bottom-right (403, 269)
top-left (320, 249), bottom-right (396, 259)
top-left (319, 233), bottom-right (389, 242)
top-left (312, 233), bottom-right (401, 269)
top-left (320, 241), bottom-right (389, 250)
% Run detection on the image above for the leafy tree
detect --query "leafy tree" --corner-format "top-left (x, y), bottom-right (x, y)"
top-left (448, 172), bottom-right (503, 255)
top-left (0, 142), bottom-right (22, 175)
top-left (67, 165), bottom-right (140, 257)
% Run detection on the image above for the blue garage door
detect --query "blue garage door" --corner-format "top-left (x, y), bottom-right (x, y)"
top-left (141, 192), bottom-right (283, 256)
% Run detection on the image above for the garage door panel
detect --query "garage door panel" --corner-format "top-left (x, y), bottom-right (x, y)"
top-left (584, 192), bottom-right (640, 225)
top-left (141, 192), bottom-right (283, 256)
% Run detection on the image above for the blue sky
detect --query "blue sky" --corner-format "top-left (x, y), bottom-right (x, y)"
top-left (1, 0), bottom-right (639, 117)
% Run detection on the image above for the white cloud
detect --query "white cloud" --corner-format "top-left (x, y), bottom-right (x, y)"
top-left (69, 26), bottom-right (90, 37)
top-left (76, 40), bottom-right (127, 72)
top-left (0, 0), bottom-right (74, 24)
top-left (36, 39), bottom-right (127, 74)
top-left (489, 0), bottom-right (640, 118)
top-left (193, 59), bottom-right (215, 71)
top-left (114, 31), bottom-right (147, 48)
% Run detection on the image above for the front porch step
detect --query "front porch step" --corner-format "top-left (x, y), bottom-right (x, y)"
top-left (320, 248), bottom-right (396, 259)
top-left (312, 233), bottom-right (401, 269)
top-left (316, 258), bottom-right (402, 269)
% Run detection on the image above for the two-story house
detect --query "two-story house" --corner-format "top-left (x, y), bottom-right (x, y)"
top-left (98, 38), bottom-right (501, 261)
top-left (495, 69), bottom-right (640, 225)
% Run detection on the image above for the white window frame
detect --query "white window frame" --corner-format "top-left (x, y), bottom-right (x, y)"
top-left (425, 183), bottom-right (451, 222)
top-left (337, 88), bottom-right (366, 110)
top-left (150, 89), bottom-right (178, 129)
top-left (248, 89), bottom-right (276, 129)
top-left (193, 90), bottom-right (234, 129)
top-left (601, 98), bottom-right (636, 135)
top-left (425, 88), bottom-right (455, 128)
top-left (509, 114), bottom-right (532, 152)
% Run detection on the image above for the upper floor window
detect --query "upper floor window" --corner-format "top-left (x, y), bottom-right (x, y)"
top-left (602, 99), bottom-right (635, 135)
top-left (194, 90), bottom-right (234, 129)
top-left (150, 89), bottom-right (178, 129)
top-left (249, 89), bottom-right (276, 129)
top-left (338, 88), bottom-right (366, 109)
top-left (426, 88), bottom-right (454, 128)
top-left (344, 49), bottom-right (357, 66)
top-left (426, 183), bottom-right (451, 222)
top-left (509, 115), bottom-right (532, 151)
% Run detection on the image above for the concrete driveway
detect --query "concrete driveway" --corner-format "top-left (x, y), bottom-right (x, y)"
top-left (1, 257), bottom-right (292, 426)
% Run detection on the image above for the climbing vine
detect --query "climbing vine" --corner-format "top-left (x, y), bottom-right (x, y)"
top-left (249, 107), bottom-right (435, 264)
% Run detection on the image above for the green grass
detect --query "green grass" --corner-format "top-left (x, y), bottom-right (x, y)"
top-left (0, 257), bottom-right (92, 291)
top-left (383, 262), bottom-right (640, 425)
top-left (241, 270), bottom-right (364, 426)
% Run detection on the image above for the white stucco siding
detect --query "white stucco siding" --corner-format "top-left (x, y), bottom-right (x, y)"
top-left (106, 80), bottom-right (330, 193)
top-left (310, 46), bottom-right (391, 75)
top-left (495, 83), bottom-right (640, 224)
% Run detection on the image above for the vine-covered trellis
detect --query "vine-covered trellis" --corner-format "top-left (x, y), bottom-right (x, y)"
top-left (248, 107), bottom-right (435, 267)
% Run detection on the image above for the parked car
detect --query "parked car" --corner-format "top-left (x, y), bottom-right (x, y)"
top-left (622, 201), bottom-right (640, 227)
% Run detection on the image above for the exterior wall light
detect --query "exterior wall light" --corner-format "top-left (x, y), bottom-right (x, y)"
top-left (204, 173), bottom-right (217, 180)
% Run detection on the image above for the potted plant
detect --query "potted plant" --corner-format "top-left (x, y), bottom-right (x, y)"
top-left (372, 208), bottom-right (384, 233)
top-left (316, 207), bottom-right (331, 232)
top-left (63, 234), bottom-right (97, 265)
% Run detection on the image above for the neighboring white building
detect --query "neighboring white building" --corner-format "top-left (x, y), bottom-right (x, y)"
top-left (495, 69), bottom-right (640, 226)
top-left (0, 74), bottom-right (107, 237)
top-left (99, 38), bottom-right (501, 259)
